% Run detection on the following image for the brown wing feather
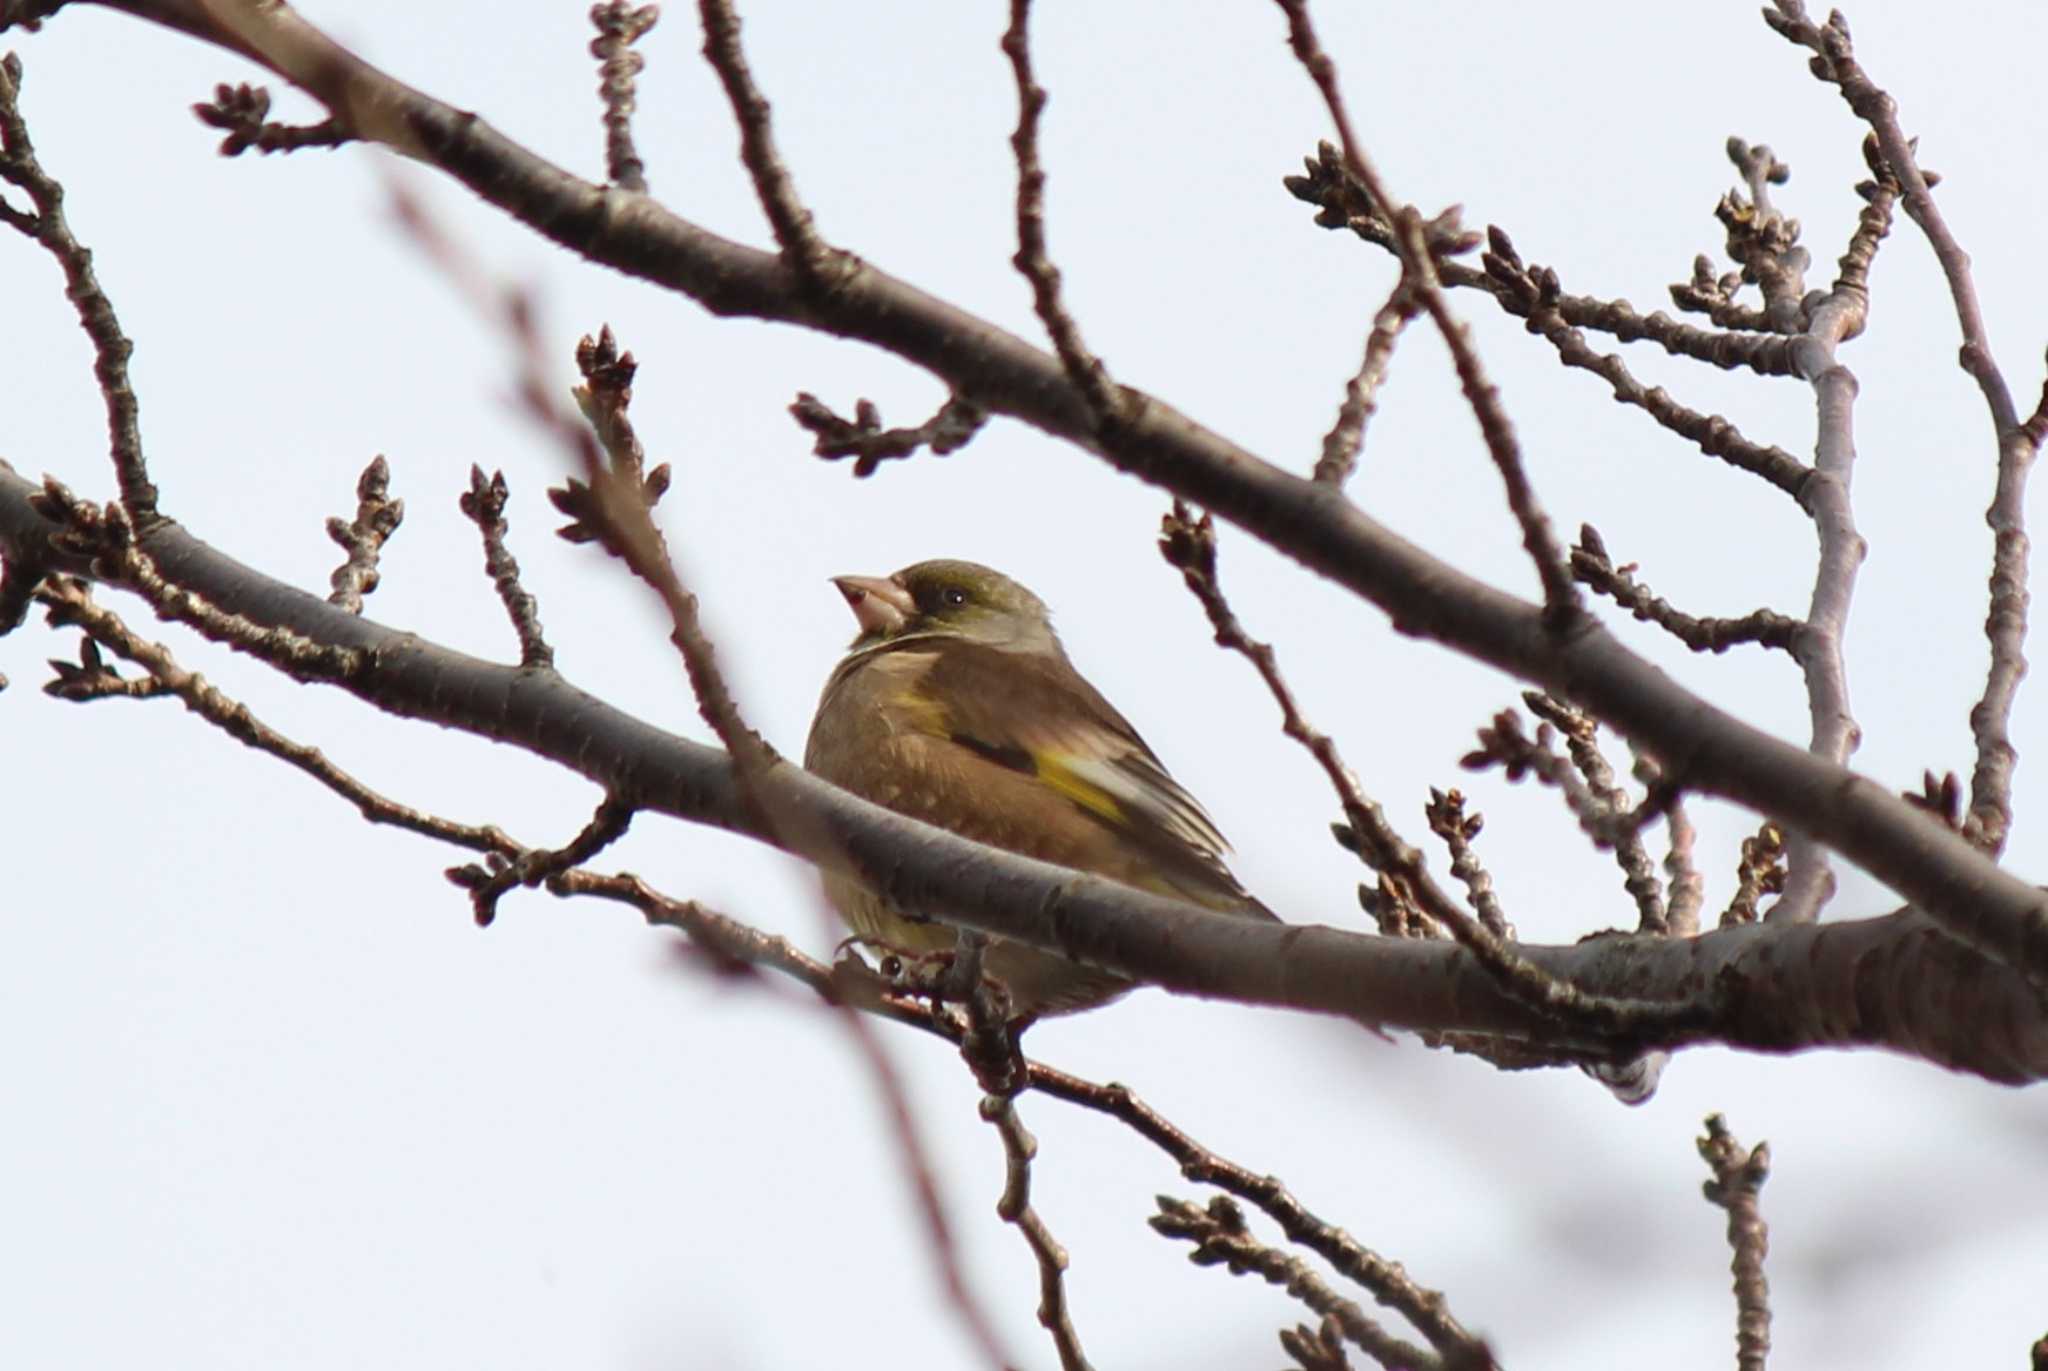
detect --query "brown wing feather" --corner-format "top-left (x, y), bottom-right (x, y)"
top-left (907, 642), bottom-right (1271, 915)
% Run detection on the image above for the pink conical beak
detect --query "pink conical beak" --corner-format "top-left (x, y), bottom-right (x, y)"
top-left (831, 574), bottom-right (915, 635)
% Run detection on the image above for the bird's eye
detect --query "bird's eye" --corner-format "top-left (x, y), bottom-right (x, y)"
top-left (941, 586), bottom-right (969, 609)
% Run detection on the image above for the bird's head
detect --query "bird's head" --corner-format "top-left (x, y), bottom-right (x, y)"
top-left (831, 559), bottom-right (1057, 653)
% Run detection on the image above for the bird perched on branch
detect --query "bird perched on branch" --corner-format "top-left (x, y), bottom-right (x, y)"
top-left (805, 558), bottom-right (1276, 1015)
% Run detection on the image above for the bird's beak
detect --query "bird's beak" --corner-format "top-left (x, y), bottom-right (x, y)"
top-left (831, 574), bottom-right (915, 636)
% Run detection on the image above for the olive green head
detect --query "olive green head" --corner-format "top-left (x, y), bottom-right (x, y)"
top-left (831, 559), bottom-right (1056, 653)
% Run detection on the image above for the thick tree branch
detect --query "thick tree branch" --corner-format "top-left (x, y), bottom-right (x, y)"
top-left (5, 459), bottom-right (2046, 1080)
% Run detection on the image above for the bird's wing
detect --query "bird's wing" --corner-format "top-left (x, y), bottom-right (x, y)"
top-left (914, 641), bottom-right (1274, 917)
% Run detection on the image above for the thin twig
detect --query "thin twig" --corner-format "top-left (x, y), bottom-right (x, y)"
top-left (697, 0), bottom-right (839, 284)
top-left (535, 864), bottom-right (1471, 1371)
top-left (1698, 1114), bottom-right (1773, 1371)
top-left (1464, 704), bottom-right (1665, 861)
top-left (590, 1), bottom-right (658, 192)
top-left (983, 1093), bottom-right (1091, 1371)
top-left (1722, 824), bottom-right (1787, 928)
top-left (999, 0), bottom-right (1124, 427)
top-left (1756, 14), bottom-right (2047, 856)
top-left (42, 628), bottom-right (171, 701)
top-left (1281, 1318), bottom-right (1358, 1371)
top-left (1288, 145), bottom-right (1802, 376)
top-left (1036, 1067), bottom-right (1495, 1371)
top-left (37, 576), bottom-right (519, 857)
top-left (791, 391), bottom-right (988, 478)
top-left (1271, 3), bottom-right (1576, 618)
top-left (1777, 297), bottom-right (1868, 923)
top-left (325, 455), bottom-right (403, 615)
top-left (1524, 693), bottom-right (1667, 933)
top-left (0, 54), bottom-right (156, 518)
top-left (1314, 276), bottom-right (1419, 486)
top-left (1484, 234), bottom-right (1812, 500)
top-left (1422, 789), bottom-right (1511, 940)
top-left (1719, 138), bottom-right (1808, 333)
top-left (192, 81), bottom-right (352, 156)
top-left (34, 483), bottom-right (366, 682)
top-left (1151, 1195), bottom-right (1441, 1371)
top-left (564, 327), bottom-right (776, 772)
top-left (1670, 252), bottom-right (1777, 333)
top-left (459, 465), bottom-right (553, 668)
top-left (1834, 133), bottom-right (1897, 306)
top-left (1638, 751), bottom-right (1704, 938)
top-left (950, 951), bottom-right (1091, 1369)
top-left (1572, 525), bottom-right (1800, 654)
top-left (1163, 504), bottom-right (1709, 1045)
top-left (449, 796), bottom-right (633, 926)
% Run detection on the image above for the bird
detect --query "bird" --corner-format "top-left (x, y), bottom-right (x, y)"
top-left (804, 558), bottom-right (1277, 1015)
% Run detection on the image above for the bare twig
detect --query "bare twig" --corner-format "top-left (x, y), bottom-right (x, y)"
top-left (1289, 145), bottom-right (1801, 376)
top-left (1723, 824), bottom-right (1787, 928)
top-left (697, 0), bottom-right (840, 284)
top-left (1151, 1195), bottom-right (1441, 1371)
top-left (38, 576), bottom-right (519, 858)
top-left (561, 869), bottom-right (1463, 1371)
top-left (1271, 4), bottom-right (1573, 617)
top-left (192, 81), bottom-right (351, 157)
top-left (1834, 133), bottom-right (1898, 305)
top-left (0, 54), bottom-right (156, 518)
top-left (1314, 276), bottom-right (1420, 486)
top-left (1037, 1067), bottom-right (1495, 1370)
top-left (449, 796), bottom-right (633, 926)
top-left (1638, 751), bottom-right (1704, 938)
top-left (325, 456), bottom-right (403, 614)
top-left (1464, 704), bottom-right (1664, 858)
top-left (1281, 1318), bottom-right (1357, 1371)
top-left (1422, 789), bottom-right (1510, 940)
top-left (791, 391), bottom-right (988, 477)
top-left (564, 327), bottom-right (776, 773)
top-left (1524, 693), bottom-right (1668, 933)
top-left (33, 481), bottom-right (366, 682)
top-left (590, 1), bottom-right (658, 192)
top-left (1777, 283), bottom-right (1868, 924)
top-left (945, 954), bottom-right (1089, 1368)
top-left (1756, 0), bottom-right (2048, 888)
top-left (1572, 525), bottom-right (1801, 654)
top-left (552, 871), bottom-right (1019, 1371)
top-left (1158, 504), bottom-right (1394, 883)
top-left (1484, 234), bottom-right (1812, 499)
top-left (1165, 502), bottom-right (1709, 1044)
top-left (459, 465), bottom-right (553, 669)
top-left (42, 628), bottom-right (170, 701)
top-left (1698, 1114), bottom-right (1773, 1371)
top-left (1719, 138), bottom-right (1809, 333)
top-left (983, 1093), bottom-right (1090, 1371)
top-left (1670, 252), bottom-right (1776, 332)
top-left (1000, 0), bottom-right (1124, 426)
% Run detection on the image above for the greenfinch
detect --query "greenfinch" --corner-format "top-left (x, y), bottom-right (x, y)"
top-left (804, 559), bottom-right (1276, 1015)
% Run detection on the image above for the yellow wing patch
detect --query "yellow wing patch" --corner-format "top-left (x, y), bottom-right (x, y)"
top-left (1032, 752), bottom-right (1127, 825)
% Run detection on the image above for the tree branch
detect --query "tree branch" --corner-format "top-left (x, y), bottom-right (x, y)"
top-left (5, 459), bottom-right (2046, 1079)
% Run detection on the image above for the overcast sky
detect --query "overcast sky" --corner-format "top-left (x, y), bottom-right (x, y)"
top-left (4, 3), bottom-right (2046, 1368)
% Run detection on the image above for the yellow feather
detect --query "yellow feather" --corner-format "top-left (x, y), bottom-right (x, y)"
top-left (1032, 754), bottom-right (1126, 824)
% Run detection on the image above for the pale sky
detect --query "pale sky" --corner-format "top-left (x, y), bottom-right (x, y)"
top-left (4, 3), bottom-right (2045, 1368)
